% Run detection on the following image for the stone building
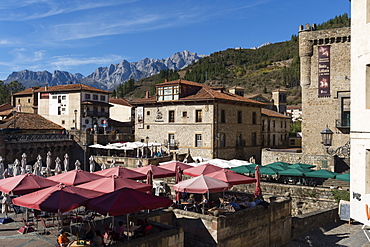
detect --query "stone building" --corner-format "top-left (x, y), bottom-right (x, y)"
top-left (131, 79), bottom-right (266, 161)
top-left (299, 24), bottom-right (351, 171)
top-left (260, 108), bottom-right (290, 148)
top-left (350, 0), bottom-right (370, 225)
top-left (11, 84), bottom-right (111, 131)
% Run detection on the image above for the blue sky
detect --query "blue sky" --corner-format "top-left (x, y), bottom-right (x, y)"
top-left (0, 0), bottom-right (350, 80)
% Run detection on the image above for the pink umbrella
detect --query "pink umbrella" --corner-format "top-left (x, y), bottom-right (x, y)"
top-left (173, 175), bottom-right (230, 194)
top-left (183, 163), bottom-right (224, 177)
top-left (86, 187), bottom-right (173, 216)
top-left (94, 166), bottom-right (146, 180)
top-left (0, 173), bottom-right (59, 195)
top-left (76, 175), bottom-right (152, 193)
top-left (206, 169), bottom-right (257, 186)
top-left (12, 183), bottom-right (104, 213)
top-left (159, 161), bottom-right (192, 172)
top-left (133, 164), bottom-right (175, 178)
top-left (254, 165), bottom-right (262, 198)
top-left (47, 169), bottom-right (105, 186)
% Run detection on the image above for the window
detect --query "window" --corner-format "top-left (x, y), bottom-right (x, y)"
top-left (273, 120), bottom-right (275, 128)
top-left (195, 110), bottom-right (202, 122)
top-left (85, 94), bottom-right (90, 100)
top-left (100, 95), bottom-right (105, 101)
top-left (252, 112), bottom-right (257, 124)
top-left (195, 134), bottom-right (202, 147)
top-left (169, 110), bottom-right (175, 122)
top-left (237, 111), bottom-right (242, 123)
top-left (261, 135), bottom-right (265, 146)
top-left (93, 95), bottom-right (98, 100)
top-left (85, 119), bottom-right (89, 124)
top-left (262, 120), bottom-right (265, 131)
top-left (101, 107), bottom-right (105, 113)
top-left (52, 96), bottom-right (57, 99)
top-left (221, 110), bottom-right (226, 123)
top-left (272, 134), bottom-right (276, 146)
top-left (62, 96), bottom-right (66, 100)
top-left (236, 134), bottom-right (243, 147)
top-left (252, 132), bottom-right (257, 146)
top-left (62, 120), bottom-right (65, 125)
top-left (18, 99), bottom-right (20, 103)
top-left (281, 121), bottom-right (283, 128)
top-left (341, 97), bottom-right (350, 127)
top-left (28, 99), bottom-right (31, 103)
top-left (220, 133), bottom-right (226, 147)
top-left (58, 107), bottom-right (61, 115)
top-left (182, 111), bottom-right (187, 118)
top-left (267, 121), bottom-right (270, 131)
top-left (147, 111), bottom-right (150, 115)
top-left (169, 134), bottom-right (175, 146)
top-left (93, 106), bottom-right (98, 113)
top-left (147, 125), bottom-right (150, 129)
top-left (157, 85), bottom-right (179, 101)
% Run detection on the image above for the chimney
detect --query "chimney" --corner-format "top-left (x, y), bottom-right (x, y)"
top-left (45, 83), bottom-right (48, 91)
top-left (164, 79), bottom-right (168, 83)
top-left (145, 91), bottom-right (149, 98)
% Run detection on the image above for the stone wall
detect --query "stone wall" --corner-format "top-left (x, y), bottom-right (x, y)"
top-left (230, 182), bottom-right (338, 216)
top-left (261, 148), bottom-right (335, 171)
top-left (291, 206), bottom-right (339, 239)
top-left (173, 199), bottom-right (291, 247)
top-left (299, 26), bottom-right (350, 160)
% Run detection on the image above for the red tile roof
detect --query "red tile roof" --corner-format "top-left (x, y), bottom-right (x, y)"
top-left (109, 98), bottom-right (133, 107)
top-left (261, 108), bottom-right (290, 119)
top-left (131, 79), bottom-right (265, 106)
top-left (14, 84), bottom-right (110, 95)
top-left (0, 112), bottom-right (64, 130)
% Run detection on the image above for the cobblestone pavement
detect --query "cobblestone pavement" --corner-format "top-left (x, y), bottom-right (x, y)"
top-left (289, 221), bottom-right (370, 247)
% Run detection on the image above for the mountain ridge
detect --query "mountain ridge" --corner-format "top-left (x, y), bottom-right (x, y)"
top-left (4, 50), bottom-right (204, 90)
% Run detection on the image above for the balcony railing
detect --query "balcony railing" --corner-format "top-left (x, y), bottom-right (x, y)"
top-left (4, 134), bottom-right (71, 142)
top-left (85, 111), bottom-right (109, 118)
top-left (335, 119), bottom-right (350, 129)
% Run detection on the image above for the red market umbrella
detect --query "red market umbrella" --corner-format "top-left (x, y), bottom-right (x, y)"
top-left (133, 164), bottom-right (175, 178)
top-left (47, 169), bottom-right (105, 186)
top-left (159, 161), bottom-right (192, 172)
top-left (173, 175), bottom-right (230, 194)
top-left (86, 187), bottom-right (173, 216)
top-left (254, 165), bottom-right (262, 198)
top-left (206, 169), bottom-right (257, 186)
top-left (183, 163), bottom-right (224, 177)
top-left (94, 166), bottom-right (146, 180)
top-left (0, 173), bottom-right (59, 195)
top-left (76, 175), bottom-right (152, 193)
top-left (12, 183), bottom-right (104, 213)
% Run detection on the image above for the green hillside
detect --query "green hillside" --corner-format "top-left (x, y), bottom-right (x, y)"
top-left (114, 14), bottom-right (350, 106)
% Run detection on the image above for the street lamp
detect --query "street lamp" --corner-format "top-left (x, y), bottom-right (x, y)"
top-left (320, 126), bottom-right (350, 157)
top-left (145, 136), bottom-right (149, 158)
top-left (74, 109), bottom-right (78, 130)
top-left (83, 143), bottom-right (88, 171)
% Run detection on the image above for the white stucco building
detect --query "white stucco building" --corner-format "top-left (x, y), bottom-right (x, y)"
top-left (350, 0), bottom-right (370, 225)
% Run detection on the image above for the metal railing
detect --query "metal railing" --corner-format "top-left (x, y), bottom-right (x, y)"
top-left (4, 133), bottom-right (71, 142)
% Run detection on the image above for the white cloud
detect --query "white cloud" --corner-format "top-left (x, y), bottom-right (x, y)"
top-left (50, 54), bottom-right (124, 69)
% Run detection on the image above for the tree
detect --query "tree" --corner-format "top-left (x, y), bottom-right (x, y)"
top-left (0, 80), bottom-right (25, 105)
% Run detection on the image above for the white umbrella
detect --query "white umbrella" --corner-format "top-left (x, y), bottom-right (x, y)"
top-left (1, 192), bottom-right (11, 216)
top-left (33, 161), bottom-right (41, 176)
top-left (64, 153), bottom-right (69, 172)
top-left (13, 159), bottom-right (21, 176)
top-left (55, 157), bottom-right (62, 175)
top-left (21, 153), bottom-right (27, 170)
top-left (0, 157), bottom-right (4, 179)
top-left (110, 158), bottom-right (116, 168)
top-left (75, 160), bottom-right (81, 170)
top-left (89, 156), bottom-right (95, 173)
top-left (46, 151), bottom-right (52, 170)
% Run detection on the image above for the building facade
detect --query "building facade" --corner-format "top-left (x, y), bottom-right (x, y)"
top-left (12, 84), bottom-right (111, 131)
top-left (350, 0), bottom-right (370, 225)
top-left (260, 108), bottom-right (290, 149)
top-left (299, 25), bottom-right (351, 170)
top-left (131, 79), bottom-right (266, 161)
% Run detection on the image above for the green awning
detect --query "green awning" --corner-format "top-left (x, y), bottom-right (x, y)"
top-left (288, 163), bottom-right (316, 169)
top-left (304, 169), bottom-right (337, 179)
top-left (266, 161), bottom-right (290, 167)
top-left (335, 173), bottom-right (350, 182)
top-left (278, 168), bottom-right (306, 176)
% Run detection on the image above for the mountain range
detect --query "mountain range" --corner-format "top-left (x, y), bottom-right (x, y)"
top-left (4, 50), bottom-right (204, 91)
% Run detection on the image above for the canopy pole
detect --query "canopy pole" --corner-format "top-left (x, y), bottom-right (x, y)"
top-left (126, 214), bottom-right (130, 241)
